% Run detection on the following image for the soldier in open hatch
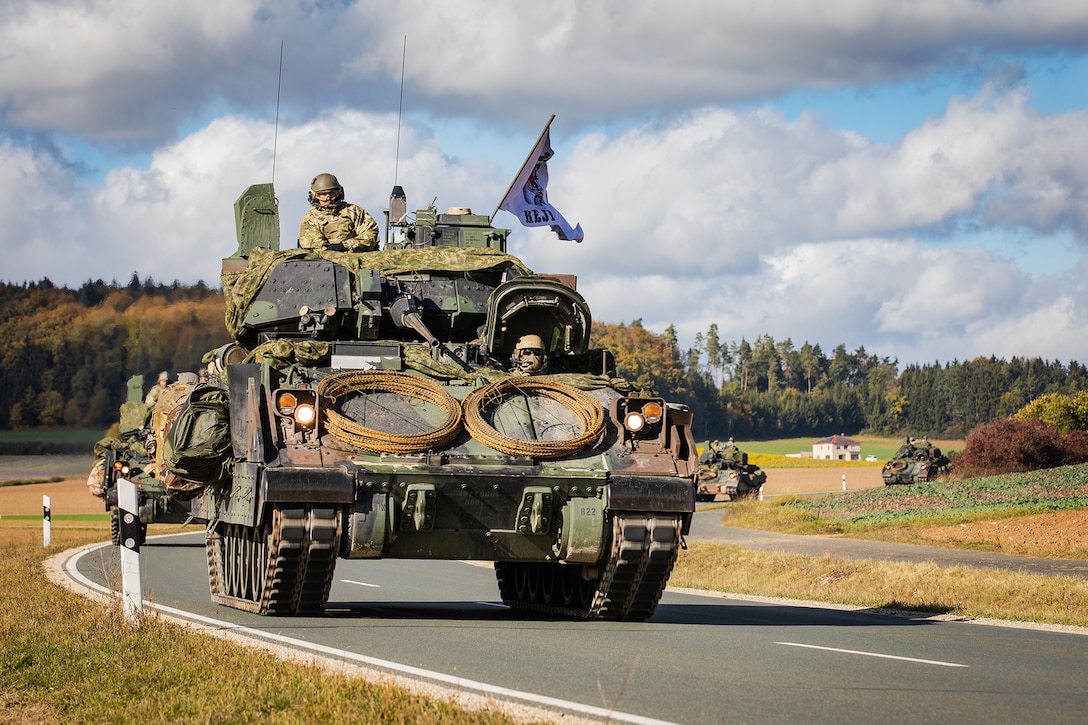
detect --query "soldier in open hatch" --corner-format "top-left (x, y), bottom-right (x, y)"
top-left (510, 334), bottom-right (550, 376)
top-left (298, 173), bottom-right (379, 252)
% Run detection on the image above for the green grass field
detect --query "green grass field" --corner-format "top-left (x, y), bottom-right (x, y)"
top-left (0, 428), bottom-right (104, 445)
top-left (2, 513), bottom-right (109, 522)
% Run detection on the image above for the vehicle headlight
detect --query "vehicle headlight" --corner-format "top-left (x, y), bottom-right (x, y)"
top-left (294, 404), bottom-right (316, 427)
top-left (616, 397), bottom-right (667, 438)
top-left (275, 389), bottom-right (318, 429)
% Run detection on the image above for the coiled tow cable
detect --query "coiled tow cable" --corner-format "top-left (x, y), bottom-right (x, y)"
top-left (317, 370), bottom-right (463, 453)
top-left (463, 377), bottom-right (606, 459)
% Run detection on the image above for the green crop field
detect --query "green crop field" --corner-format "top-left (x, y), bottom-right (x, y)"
top-left (698, 435), bottom-right (964, 463)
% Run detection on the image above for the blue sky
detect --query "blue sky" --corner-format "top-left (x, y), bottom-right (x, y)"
top-left (2, 0), bottom-right (1088, 369)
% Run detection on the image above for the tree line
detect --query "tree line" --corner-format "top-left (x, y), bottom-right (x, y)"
top-left (593, 320), bottom-right (1088, 441)
top-left (0, 276), bottom-right (226, 430)
top-left (3, 278), bottom-right (1084, 440)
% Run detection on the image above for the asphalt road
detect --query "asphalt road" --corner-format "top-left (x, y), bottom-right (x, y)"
top-left (61, 531), bottom-right (1088, 725)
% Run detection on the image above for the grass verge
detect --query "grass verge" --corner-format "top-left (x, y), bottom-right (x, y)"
top-left (3, 514), bottom-right (109, 522)
top-left (0, 477), bottom-right (66, 487)
top-left (671, 542), bottom-right (1088, 627)
top-left (0, 526), bottom-right (530, 725)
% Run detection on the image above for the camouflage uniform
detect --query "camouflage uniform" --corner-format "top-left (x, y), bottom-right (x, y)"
top-left (299, 204), bottom-right (379, 252)
top-left (144, 371), bottom-right (169, 406)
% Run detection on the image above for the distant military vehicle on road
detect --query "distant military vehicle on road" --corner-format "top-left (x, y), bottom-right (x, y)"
top-left (881, 437), bottom-right (950, 485)
top-left (87, 375), bottom-right (193, 545)
top-left (696, 438), bottom-right (767, 501)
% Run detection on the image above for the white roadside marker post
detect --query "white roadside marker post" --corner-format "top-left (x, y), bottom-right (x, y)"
top-left (43, 495), bottom-right (51, 547)
top-left (842, 474), bottom-right (846, 491)
top-left (117, 478), bottom-right (143, 622)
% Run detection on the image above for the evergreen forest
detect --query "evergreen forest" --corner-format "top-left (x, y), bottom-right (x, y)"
top-left (2, 277), bottom-right (1086, 440)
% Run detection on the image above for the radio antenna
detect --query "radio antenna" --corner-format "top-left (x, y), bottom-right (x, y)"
top-left (394, 35), bottom-right (406, 185)
top-left (271, 40), bottom-right (284, 185)
top-left (386, 36), bottom-right (409, 246)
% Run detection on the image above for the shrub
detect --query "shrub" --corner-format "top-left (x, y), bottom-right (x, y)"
top-left (952, 418), bottom-right (1088, 477)
top-left (1013, 391), bottom-right (1088, 432)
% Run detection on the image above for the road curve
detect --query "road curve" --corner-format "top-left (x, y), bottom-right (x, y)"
top-left (52, 531), bottom-right (1088, 725)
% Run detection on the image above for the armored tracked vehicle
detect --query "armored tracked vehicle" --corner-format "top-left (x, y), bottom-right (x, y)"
top-left (168, 183), bottom-right (697, 621)
top-left (88, 375), bottom-right (193, 545)
top-left (881, 437), bottom-right (950, 485)
top-left (695, 439), bottom-right (766, 501)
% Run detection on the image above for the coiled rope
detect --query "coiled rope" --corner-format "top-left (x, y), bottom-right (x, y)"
top-left (463, 377), bottom-right (606, 459)
top-left (316, 370), bottom-right (463, 453)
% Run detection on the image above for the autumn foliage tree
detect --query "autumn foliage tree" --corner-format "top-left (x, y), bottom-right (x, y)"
top-left (0, 277), bottom-right (226, 430)
top-left (1012, 391), bottom-right (1088, 432)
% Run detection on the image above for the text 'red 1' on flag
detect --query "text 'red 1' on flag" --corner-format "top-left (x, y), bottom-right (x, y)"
top-left (494, 115), bottom-right (584, 242)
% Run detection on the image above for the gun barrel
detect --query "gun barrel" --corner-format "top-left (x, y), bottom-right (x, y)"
top-left (400, 310), bottom-right (440, 348)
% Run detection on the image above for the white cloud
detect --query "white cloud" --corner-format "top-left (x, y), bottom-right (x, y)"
top-left (4, 1), bottom-right (1088, 144)
top-left (2, 2), bottom-right (1088, 367)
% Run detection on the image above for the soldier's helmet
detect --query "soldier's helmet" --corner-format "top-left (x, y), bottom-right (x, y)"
top-left (512, 334), bottom-right (548, 375)
top-left (308, 173), bottom-right (344, 209)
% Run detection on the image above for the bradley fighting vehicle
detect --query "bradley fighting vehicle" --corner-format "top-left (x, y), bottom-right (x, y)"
top-left (169, 183), bottom-right (698, 620)
top-left (695, 439), bottom-right (766, 501)
top-left (881, 437), bottom-right (950, 485)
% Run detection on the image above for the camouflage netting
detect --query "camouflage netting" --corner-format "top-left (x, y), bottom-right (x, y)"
top-left (244, 339), bottom-right (332, 369)
top-left (118, 400), bottom-right (150, 433)
top-left (223, 245), bottom-right (534, 338)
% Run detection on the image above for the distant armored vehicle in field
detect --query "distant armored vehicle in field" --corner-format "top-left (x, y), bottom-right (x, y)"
top-left (696, 438), bottom-right (767, 501)
top-left (881, 437), bottom-right (949, 485)
top-left (155, 182), bottom-right (698, 621)
top-left (87, 375), bottom-right (193, 545)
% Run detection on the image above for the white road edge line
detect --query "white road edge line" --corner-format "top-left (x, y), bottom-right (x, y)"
top-left (60, 539), bottom-right (679, 725)
top-left (777, 641), bottom-right (968, 667)
top-left (339, 579), bottom-right (381, 588)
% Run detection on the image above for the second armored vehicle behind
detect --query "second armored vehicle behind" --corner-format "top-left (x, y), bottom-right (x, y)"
top-left (87, 375), bottom-right (193, 545)
top-left (696, 439), bottom-right (767, 501)
top-left (882, 437), bottom-right (950, 485)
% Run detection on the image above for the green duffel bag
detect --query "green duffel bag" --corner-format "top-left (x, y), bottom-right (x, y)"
top-left (162, 384), bottom-right (233, 488)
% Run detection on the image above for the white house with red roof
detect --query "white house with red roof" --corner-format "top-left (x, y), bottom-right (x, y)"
top-left (812, 434), bottom-right (861, 461)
